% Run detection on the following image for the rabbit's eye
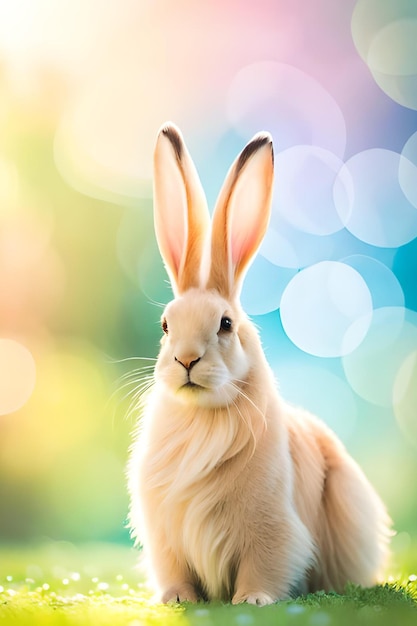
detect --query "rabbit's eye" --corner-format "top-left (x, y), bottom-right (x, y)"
top-left (220, 316), bottom-right (233, 332)
top-left (161, 318), bottom-right (168, 334)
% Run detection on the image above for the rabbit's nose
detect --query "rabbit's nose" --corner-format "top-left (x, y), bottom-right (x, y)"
top-left (175, 355), bottom-right (201, 371)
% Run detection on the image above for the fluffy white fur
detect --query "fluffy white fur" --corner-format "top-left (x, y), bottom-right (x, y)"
top-left (127, 123), bottom-right (392, 606)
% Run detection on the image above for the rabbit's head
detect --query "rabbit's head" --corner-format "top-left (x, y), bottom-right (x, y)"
top-left (153, 123), bottom-right (274, 408)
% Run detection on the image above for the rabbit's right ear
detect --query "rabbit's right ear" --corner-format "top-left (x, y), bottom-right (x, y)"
top-left (207, 133), bottom-right (274, 299)
top-left (153, 123), bottom-right (210, 295)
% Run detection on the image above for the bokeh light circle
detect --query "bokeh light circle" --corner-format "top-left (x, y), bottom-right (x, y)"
top-left (272, 146), bottom-right (348, 236)
top-left (393, 350), bottom-right (417, 448)
top-left (260, 220), bottom-right (338, 270)
top-left (334, 148), bottom-right (417, 248)
top-left (400, 131), bottom-right (417, 208)
top-left (367, 19), bottom-right (417, 76)
top-left (341, 255), bottom-right (405, 310)
top-left (137, 240), bottom-right (173, 305)
top-left (280, 261), bottom-right (373, 357)
top-left (260, 224), bottom-right (301, 269)
top-left (352, 0), bottom-right (417, 109)
top-left (55, 61), bottom-right (183, 202)
top-left (0, 339), bottom-right (36, 415)
top-left (227, 61), bottom-right (346, 157)
top-left (371, 70), bottom-right (417, 112)
top-left (343, 307), bottom-right (417, 407)
top-left (241, 254), bottom-right (296, 315)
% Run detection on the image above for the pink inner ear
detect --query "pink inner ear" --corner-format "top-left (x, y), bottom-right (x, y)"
top-left (231, 225), bottom-right (260, 268)
top-left (229, 167), bottom-right (270, 274)
top-left (154, 151), bottom-right (188, 279)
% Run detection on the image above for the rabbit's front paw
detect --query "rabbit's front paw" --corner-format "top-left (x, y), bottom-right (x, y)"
top-left (232, 591), bottom-right (275, 606)
top-left (161, 583), bottom-right (199, 604)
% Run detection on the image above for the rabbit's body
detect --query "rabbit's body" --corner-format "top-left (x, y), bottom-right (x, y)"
top-left (128, 124), bottom-right (391, 605)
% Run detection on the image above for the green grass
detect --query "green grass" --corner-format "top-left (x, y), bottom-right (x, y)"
top-left (0, 543), bottom-right (416, 626)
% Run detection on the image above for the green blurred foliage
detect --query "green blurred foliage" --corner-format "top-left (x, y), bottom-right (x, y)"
top-left (0, 70), bottom-right (164, 546)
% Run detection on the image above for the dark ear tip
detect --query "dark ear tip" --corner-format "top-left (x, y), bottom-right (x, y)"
top-left (236, 131), bottom-right (274, 172)
top-left (257, 132), bottom-right (274, 164)
top-left (253, 131), bottom-right (273, 144)
top-left (159, 121), bottom-right (179, 135)
top-left (158, 122), bottom-right (183, 160)
top-left (249, 132), bottom-right (274, 157)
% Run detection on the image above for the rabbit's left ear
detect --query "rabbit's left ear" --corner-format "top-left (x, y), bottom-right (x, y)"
top-left (153, 123), bottom-right (210, 295)
top-left (207, 133), bottom-right (274, 298)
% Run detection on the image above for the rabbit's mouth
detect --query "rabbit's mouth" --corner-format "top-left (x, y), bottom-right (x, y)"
top-left (171, 376), bottom-right (241, 408)
top-left (182, 381), bottom-right (204, 391)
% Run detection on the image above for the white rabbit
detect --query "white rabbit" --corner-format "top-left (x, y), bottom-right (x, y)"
top-left (127, 122), bottom-right (391, 606)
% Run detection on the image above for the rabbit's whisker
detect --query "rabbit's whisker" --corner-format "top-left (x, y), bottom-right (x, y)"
top-left (106, 355), bottom-right (157, 364)
top-left (230, 381), bottom-right (266, 425)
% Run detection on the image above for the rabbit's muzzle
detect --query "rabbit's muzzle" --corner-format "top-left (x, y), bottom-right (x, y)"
top-left (174, 355), bottom-right (201, 371)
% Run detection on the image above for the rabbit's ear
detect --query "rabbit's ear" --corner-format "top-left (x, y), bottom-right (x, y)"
top-left (207, 133), bottom-right (274, 298)
top-left (153, 123), bottom-right (209, 294)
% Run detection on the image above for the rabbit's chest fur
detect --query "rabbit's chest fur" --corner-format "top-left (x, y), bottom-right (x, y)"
top-left (134, 390), bottom-right (293, 600)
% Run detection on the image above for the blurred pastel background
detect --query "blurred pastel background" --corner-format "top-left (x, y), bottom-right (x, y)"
top-left (1, 0), bottom-right (417, 575)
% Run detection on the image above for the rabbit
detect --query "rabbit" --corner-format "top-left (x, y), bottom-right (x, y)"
top-left (127, 122), bottom-right (392, 606)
